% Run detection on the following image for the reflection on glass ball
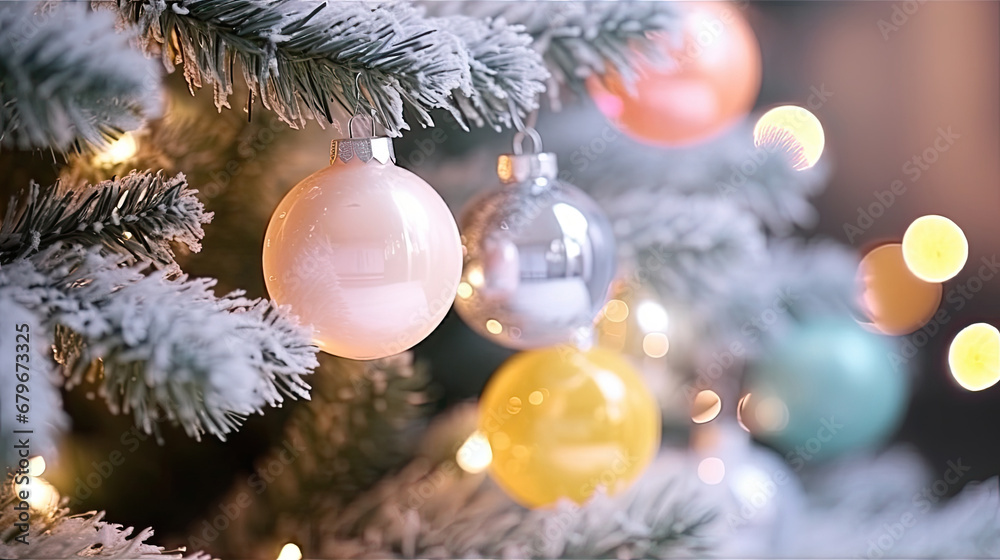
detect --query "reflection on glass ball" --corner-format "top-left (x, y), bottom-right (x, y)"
top-left (263, 156), bottom-right (462, 359)
top-left (478, 346), bottom-right (661, 508)
top-left (455, 156), bottom-right (616, 349)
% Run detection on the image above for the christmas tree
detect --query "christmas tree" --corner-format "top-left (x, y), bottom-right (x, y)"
top-left (2, 1), bottom-right (999, 559)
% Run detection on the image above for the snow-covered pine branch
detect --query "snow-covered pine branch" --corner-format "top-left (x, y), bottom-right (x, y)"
top-left (315, 406), bottom-right (716, 559)
top-left (607, 192), bottom-right (767, 302)
top-left (218, 352), bottom-right (433, 557)
top-left (576, 120), bottom-right (831, 235)
top-left (0, 171), bottom-right (211, 272)
top-left (432, 15), bottom-right (549, 131)
top-left (1, 246), bottom-right (317, 441)
top-left (0, 3), bottom-right (160, 151)
top-left (0, 480), bottom-right (208, 559)
top-left (425, 2), bottom-right (684, 105)
top-left (112, 0), bottom-right (548, 136)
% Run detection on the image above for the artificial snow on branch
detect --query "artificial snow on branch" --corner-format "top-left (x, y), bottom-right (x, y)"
top-left (0, 480), bottom-right (207, 559)
top-left (1, 245), bottom-right (317, 441)
top-left (0, 3), bottom-right (160, 151)
top-left (575, 120), bottom-right (831, 235)
top-left (112, 0), bottom-right (548, 136)
top-left (606, 192), bottom-right (767, 302)
top-left (316, 406), bottom-right (717, 559)
top-left (710, 238), bottom-right (858, 348)
top-left (431, 15), bottom-right (549, 131)
top-left (425, 2), bottom-right (684, 105)
top-left (0, 171), bottom-right (211, 272)
top-left (218, 352), bottom-right (433, 557)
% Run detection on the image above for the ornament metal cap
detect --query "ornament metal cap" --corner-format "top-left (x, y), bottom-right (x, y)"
top-left (498, 128), bottom-right (558, 184)
top-left (330, 115), bottom-right (396, 165)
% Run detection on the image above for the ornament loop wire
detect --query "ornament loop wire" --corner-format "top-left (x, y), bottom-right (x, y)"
top-left (348, 114), bottom-right (375, 139)
top-left (512, 127), bottom-right (543, 155)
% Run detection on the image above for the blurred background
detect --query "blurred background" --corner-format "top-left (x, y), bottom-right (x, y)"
top-left (2, 0), bottom-right (997, 550)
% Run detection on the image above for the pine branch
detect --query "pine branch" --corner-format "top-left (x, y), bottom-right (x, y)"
top-left (316, 406), bottom-right (716, 559)
top-left (0, 171), bottom-right (211, 271)
top-left (432, 15), bottom-right (549, 131)
top-left (569, 117), bottom-right (831, 236)
top-left (425, 2), bottom-right (684, 105)
top-left (0, 293), bottom-right (66, 470)
top-left (1, 245), bottom-right (317, 441)
top-left (0, 3), bottom-right (160, 151)
top-left (112, 0), bottom-right (548, 136)
top-left (0, 478), bottom-right (208, 559)
top-left (218, 352), bottom-right (433, 558)
top-left (606, 192), bottom-right (767, 302)
top-left (712, 238), bottom-right (858, 347)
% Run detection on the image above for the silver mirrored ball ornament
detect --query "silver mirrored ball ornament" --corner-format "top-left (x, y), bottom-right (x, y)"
top-left (455, 144), bottom-right (617, 349)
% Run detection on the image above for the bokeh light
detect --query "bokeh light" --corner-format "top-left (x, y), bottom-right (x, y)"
top-left (753, 105), bottom-right (825, 170)
top-left (603, 299), bottom-right (630, 323)
top-left (691, 390), bottom-right (722, 424)
top-left (28, 456), bottom-right (46, 477)
top-left (456, 282), bottom-right (473, 299)
top-left (456, 430), bottom-right (494, 474)
top-left (736, 393), bottom-right (752, 432)
top-left (642, 332), bottom-right (670, 358)
top-left (948, 323), bottom-right (1000, 391)
top-left (276, 543), bottom-right (302, 560)
top-left (93, 132), bottom-right (138, 167)
top-left (901, 215), bottom-right (968, 283)
top-left (858, 243), bottom-right (942, 335)
top-left (697, 457), bottom-right (726, 485)
top-left (486, 319), bottom-right (503, 335)
top-left (754, 396), bottom-right (790, 432)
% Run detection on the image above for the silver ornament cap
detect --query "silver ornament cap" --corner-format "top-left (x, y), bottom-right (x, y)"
top-left (455, 127), bottom-right (617, 350)
top-left (496, 127), bottom-right (558, 184)
top-left (329, 114), bottom-right (396, 165)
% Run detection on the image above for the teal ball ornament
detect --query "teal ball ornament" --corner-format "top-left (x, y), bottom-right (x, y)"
top-left (743, 319), bottom-right (908, 462)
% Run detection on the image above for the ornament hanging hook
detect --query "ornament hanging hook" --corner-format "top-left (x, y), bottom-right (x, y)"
top-left (512, 127), bottom-right (543, 155)
top-left (348, 73), bottom-right (377, 139)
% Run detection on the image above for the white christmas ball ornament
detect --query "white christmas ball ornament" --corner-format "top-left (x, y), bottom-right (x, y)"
top-left (263, 136), bottom-right (462, 360)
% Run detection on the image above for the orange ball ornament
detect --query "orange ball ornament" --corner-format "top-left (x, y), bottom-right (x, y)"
top-left (587, 2), bottom-right (762, 147)
top-left (478, 346), bottom-right (661, 508)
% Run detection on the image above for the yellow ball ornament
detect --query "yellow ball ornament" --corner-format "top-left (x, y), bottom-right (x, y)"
top-left (901, 215), bottom-right (968, 283)
top-left (478, 346), bottom-right (661, 508)
top-left (948, 323), bottom-right (1000, 391)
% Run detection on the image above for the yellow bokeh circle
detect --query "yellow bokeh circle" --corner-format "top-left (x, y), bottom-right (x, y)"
top-left (901, 215), bottom-right (968, 283)
top-left (753, 105), bottom-right (825, 171)
top-left (948, 323), bottom-right (1000, 391)
top-left (478, 346), bottom-right (661, 508)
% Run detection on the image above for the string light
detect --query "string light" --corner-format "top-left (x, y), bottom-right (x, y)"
top-left (753, 105), bottom-right (825, 170)
top-left (275, 543), bottom-right (302, 560)
top-left (456, 430), bottom-right (493, 474)
top-left (902, 215), bottom-right (968, 283)
top-left (697, 457), bottom-right (726, 485)
top-left (93, 132), bottom-right (138, 167)
top-left (691, 390), bottom-right (722, 424)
